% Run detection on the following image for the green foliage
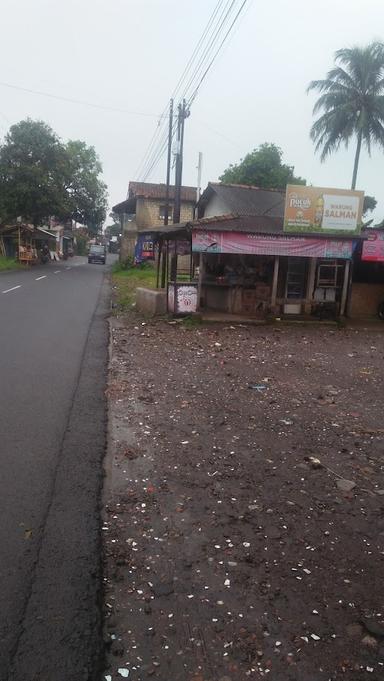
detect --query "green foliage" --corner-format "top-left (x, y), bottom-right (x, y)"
top-left (65, 140), bottom-right (108, 233)
top-left (0, 256), bottom-right (23, 271)
top-left (308, 42), bottom-right (384, 188)
top-left (74, 232), bottom-right (88, 255)
top-left (105, 223), bottom-right (121, 238)
top-left (0, 120), bottom-right (68, 225)
top-left (181, 314), bottom-right (201, 329)
top-left (363, 195), bottom-right (377, 215)
top-left (0, 118), bottom-right (108, 229)
top-left (112, 264), bottom-right (156, 311)
top-left (105, 213), bottom-right (121, 240)
top-left (219, 143), bottom-right (306, 189)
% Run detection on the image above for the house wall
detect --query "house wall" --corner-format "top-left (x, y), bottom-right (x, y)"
top-left (203, 194), bottom-right (230, 218)
top-left (119, 214), bottom-right (137, 262)
top-left (350, 283), bottom-right (384, 317)
top-left (120, 198), bottom-right (195, 263)
top-left (136, 198), bottom-right (195, 229)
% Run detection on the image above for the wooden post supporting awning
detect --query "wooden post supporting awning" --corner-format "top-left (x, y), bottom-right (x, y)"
top-left (340, 260), bottom-right (351, 317)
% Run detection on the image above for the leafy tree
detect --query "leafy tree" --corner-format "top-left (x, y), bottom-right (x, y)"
top-left (0, 119), bottom-right (68, 225)
top-left (0, 119), bottom-right (108, 230)
top-left (363, 195), bottom-right (377, 215)
top-left (308, 42), bottom-right (384, 189)
top-left (219, 143), bottom-right (306, 189)
top-left (104, 212), bottom-right (121, 240)
top-left (65, 140), bottom-right (108, 232)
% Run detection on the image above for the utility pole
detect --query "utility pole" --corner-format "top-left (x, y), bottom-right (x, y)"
top-left (196, 151), bottom-right (203, 207)
top-left (173, 99), bottom-right (189, 224)
top-left (163, 99), bottom-right (173, 226)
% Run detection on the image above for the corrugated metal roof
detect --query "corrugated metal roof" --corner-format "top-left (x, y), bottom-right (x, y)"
top-left (198, 182), bottom-right (285, 218)
top-left (194, 213), bottom-right (283, 233)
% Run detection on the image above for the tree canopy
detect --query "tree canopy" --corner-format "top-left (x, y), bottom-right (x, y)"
top-left (104, 212), bottom-right (122, 240)
top-left (363, 195), bottom-right (377, 216)
top-left (219, 143), bottom-right (306, 189)
top-left (308, 42), bottom-right (384, 189)
top-left (0, 119), bottom-right (108, 230)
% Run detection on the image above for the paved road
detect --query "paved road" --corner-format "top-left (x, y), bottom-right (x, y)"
top-left (0, 256), bottom-right (111, 681)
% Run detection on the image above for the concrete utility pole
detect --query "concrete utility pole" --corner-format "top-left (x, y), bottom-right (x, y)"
top-left (196, 151), bottom-right (203, 203)
top-left (173, 99), bottom-right (189, 225)
top-left (163, 99), bottom-right (173, 226)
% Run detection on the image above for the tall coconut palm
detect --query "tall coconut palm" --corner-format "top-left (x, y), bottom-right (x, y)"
top-left (308, 42), bottom-right (384, 189)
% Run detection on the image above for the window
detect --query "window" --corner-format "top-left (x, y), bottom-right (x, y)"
top-left (159, 205), bottom-right (173, 221)
top-left (316, 260), bottom-right (344, 287)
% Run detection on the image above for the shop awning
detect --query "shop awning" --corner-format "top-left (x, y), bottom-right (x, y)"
top-left (33, 228), bottom-right (57, 240)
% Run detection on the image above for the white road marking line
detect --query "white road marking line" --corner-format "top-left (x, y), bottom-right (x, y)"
top-left (2, 285), bottom-right (21, 294)
top-left (35, 275), bottom-right (47, 281)
top-left (54, 270), bottom-right (61, 274)
top-left (65, 266), bottom-right (72, 270)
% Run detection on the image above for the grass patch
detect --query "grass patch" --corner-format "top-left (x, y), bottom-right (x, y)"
top-left (112, 263), bottom-right (157, 311)
top-left (181, 314), bottom-right (202, 329)
top-left (0, 256), bottom-right (23, 271)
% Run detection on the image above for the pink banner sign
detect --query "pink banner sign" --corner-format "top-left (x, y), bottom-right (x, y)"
top-left (192, 230), bottom-right (353, 259)
top-left (362, 230), bottom-right (384, 262)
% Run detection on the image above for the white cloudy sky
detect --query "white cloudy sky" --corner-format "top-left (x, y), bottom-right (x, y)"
top-left (1, 0), bottom-right (383, 222)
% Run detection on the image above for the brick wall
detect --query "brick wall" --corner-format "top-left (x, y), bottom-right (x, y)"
top-left (136, 198), bottom-right (195, 228)
top-left (120, 198), bottom-right (195, 264)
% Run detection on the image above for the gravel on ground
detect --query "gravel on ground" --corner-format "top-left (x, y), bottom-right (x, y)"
top-left (102, 316), bottom-right (384, 681)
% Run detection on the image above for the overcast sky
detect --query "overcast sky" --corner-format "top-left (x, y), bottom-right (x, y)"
top-left (1, 0), bottom-right (383, 223)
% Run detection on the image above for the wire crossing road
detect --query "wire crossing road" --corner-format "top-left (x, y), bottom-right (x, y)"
top-left (0, 257), bottom-right (110, 681)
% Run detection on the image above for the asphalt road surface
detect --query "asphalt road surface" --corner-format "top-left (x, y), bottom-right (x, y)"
top-left (0, 256), bottom-right (111, 681)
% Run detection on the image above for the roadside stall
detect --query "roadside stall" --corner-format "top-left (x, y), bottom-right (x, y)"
top-left (154, 184), bottom-right (365, 320)
top-left (0, 224), bottom-right (57, 264)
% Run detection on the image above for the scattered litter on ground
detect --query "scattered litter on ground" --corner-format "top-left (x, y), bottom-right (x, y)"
top-left (103, 317), bottom-right (384, 681)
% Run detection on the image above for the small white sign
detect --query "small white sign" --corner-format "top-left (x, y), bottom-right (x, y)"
top-left (177, 285), bottom-right (197, 313)
top-left (322, 194), bottom-right (360, 231)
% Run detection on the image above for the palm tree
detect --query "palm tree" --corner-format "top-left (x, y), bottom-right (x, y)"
top-left (308, 42), bottom-right (384, 189)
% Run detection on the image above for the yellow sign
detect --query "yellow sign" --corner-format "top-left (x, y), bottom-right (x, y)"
top-left (284, 185), bottom-right (364, 235)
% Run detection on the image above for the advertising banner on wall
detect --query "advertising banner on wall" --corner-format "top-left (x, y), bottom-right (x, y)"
top-left (284, 185), bottom-right (364, 235)
top-left (362, 230), bottom-right (384, 262)
top-left (192, 229), bottom-right (353, 259)
top-left (134, 232), bottom-right (156, 264)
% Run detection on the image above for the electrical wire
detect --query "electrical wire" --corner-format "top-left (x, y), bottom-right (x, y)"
top-left (133, 109), bottom-right (169, 182)
top-left (142, 116), bottom-right (179, 182)
top-left (137, 0), bottom-right (240, 181)
top-left (178, 0), bottom-right (237, 104)
top-left (187, 0), bottom-right (249, 108)
top-left (0, 79), bottom-right (163, 118)
top-left (137, 0), bottom-right (250, 182)
top-left (135, 0), bottom-right (227, 181)
top-left (170, 0), bottom-right (226, 101)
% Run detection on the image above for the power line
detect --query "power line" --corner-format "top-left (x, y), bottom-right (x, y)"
top-left (187, 0), bottom-right (249, 108)
top-left (170, 0), bottom-right (226, 101)
top-left (133, 110), bottom-right (169, 181)
top-left (142, 116), bottom-right (179, 182)
top-left (0, 80), bottom-right (164, 118)
top-left (135, 0), bottom-right (228, 181)
top-left (178, 0), bottom-right (237, 103)
top-left (137, 0), bottom-right (242, 181)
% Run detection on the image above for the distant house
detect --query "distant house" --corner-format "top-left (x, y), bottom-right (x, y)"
top-left (113, 181), bottom-right (197, 262)
top-left (197, 182), bottom-right (285, 220)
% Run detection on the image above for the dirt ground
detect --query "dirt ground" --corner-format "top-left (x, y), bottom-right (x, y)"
top-left (102, 315), bottom-right (384, 681)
